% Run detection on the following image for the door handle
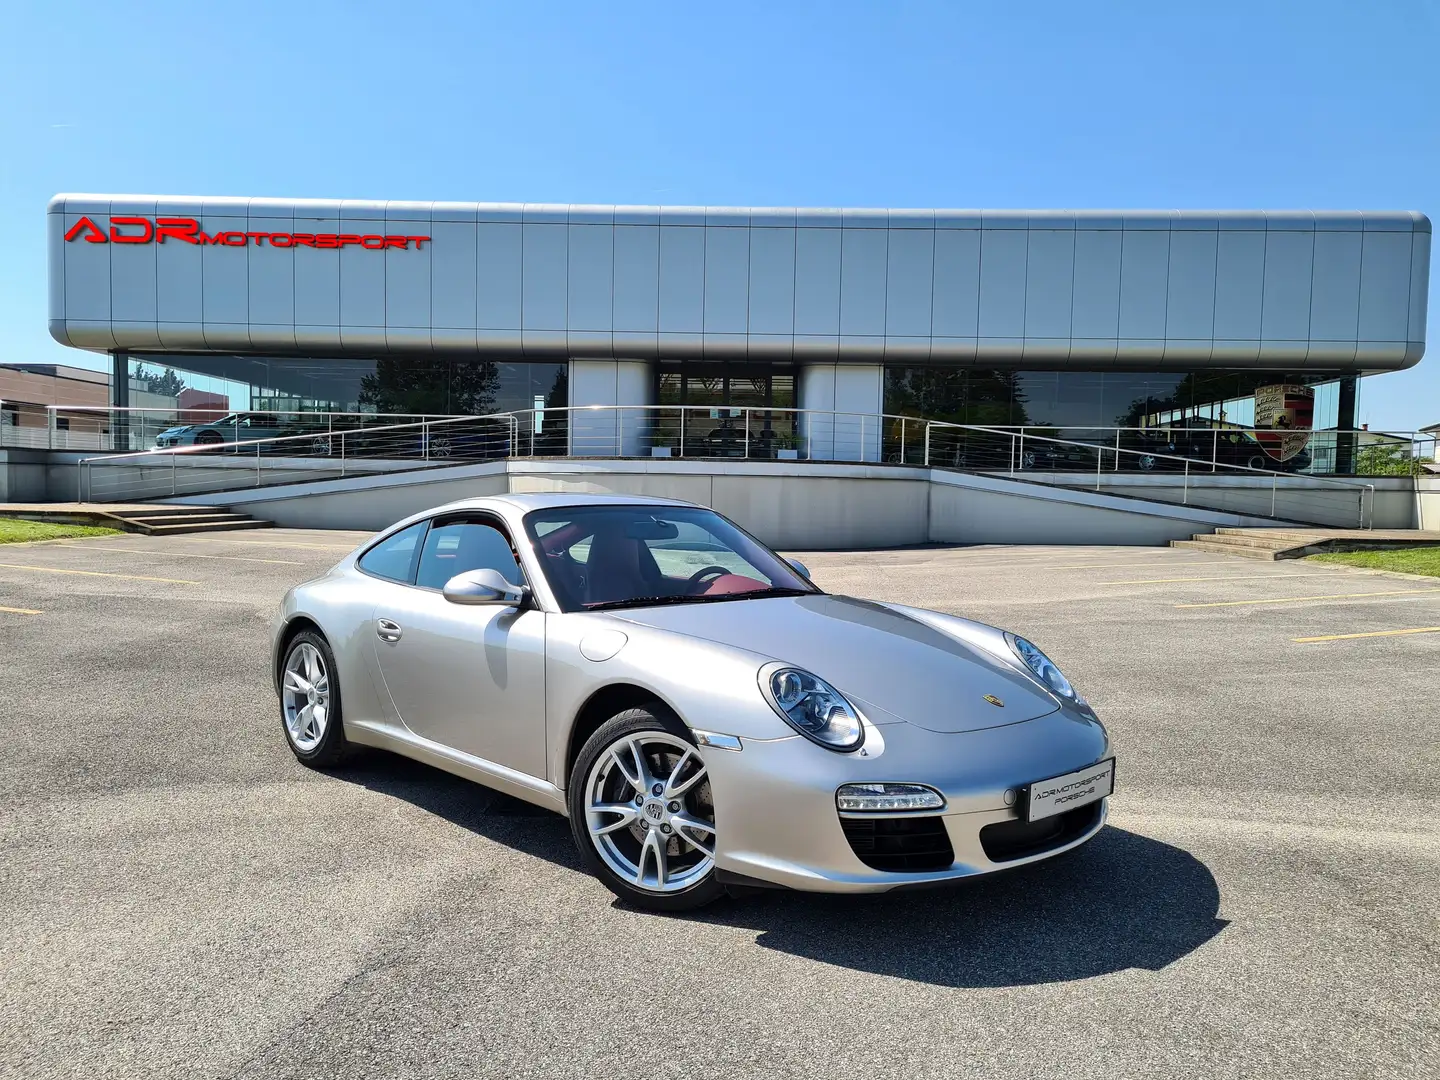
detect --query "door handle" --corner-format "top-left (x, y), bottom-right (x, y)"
top-left (376, 618), bottom-right (403, 643)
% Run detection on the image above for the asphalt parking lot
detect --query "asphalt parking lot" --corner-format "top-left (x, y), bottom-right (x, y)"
top-left (2, 529), bottom-right (1437, 1079)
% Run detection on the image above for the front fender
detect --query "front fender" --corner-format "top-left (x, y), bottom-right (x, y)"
top-left (544, 613), bottom-right (795, 787)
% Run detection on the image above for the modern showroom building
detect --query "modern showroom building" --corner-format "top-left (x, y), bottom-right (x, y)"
top-left (47, 196), bottom-right (1430, 472)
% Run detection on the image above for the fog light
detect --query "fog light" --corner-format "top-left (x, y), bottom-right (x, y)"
top-left (836, 783), bottom-right (945, 812)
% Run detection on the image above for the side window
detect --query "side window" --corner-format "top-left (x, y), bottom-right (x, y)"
top-left (415, 520), bottom-right (523, 591)
top-left (357, 521), bottom-right (427, 584)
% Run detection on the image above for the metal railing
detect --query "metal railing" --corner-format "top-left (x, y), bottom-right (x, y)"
top-left (0, 405), bottom-right (506, 454)
top-left (29, 403), bottom-right (1435, 477)
top-left (76, 404), bottom-right (1381, 527)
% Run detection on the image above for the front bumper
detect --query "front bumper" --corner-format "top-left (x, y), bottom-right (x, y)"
top-left (702, 705), bottom-right (1111, 893)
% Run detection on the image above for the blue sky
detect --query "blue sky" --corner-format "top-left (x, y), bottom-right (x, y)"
top-left (2, 0), bottom-right (1435, 428)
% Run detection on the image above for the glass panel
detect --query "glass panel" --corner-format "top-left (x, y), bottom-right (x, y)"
top-left (358, 521), bottom-right (427, 584)
top-left (416, 521), bottom-right (522, 590)
top-left (128, 353), bottom-right (567, 419)
top-left (523, 504), bottom-right (814, 612)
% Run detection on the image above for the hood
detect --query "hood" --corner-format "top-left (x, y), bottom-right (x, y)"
top-left (157, 425), bottom-right (195, 437)
top-left (610, 594), bottom-right (1058, 733)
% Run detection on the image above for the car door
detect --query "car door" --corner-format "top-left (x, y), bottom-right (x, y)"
top-left (370, 513), bottom-right (547, 778)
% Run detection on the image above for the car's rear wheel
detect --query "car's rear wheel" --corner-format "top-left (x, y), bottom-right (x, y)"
top-left (569, 707), bottom-right (724, 911)
top-left (279, 630), bottom-right (350, 768)
top-left (195, 430), bottom-right (223, 446)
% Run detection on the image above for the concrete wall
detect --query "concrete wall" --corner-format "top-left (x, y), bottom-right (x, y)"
top-left (1417, 476), bottom-right (1440, 530)
top-left (0, 449), bottom-right (88, 502)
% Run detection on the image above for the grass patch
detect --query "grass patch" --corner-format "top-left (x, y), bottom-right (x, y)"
top-left (0, 517), bottom-right (121, 544)
top-left (1307, 546), bottom-right (1440, 578)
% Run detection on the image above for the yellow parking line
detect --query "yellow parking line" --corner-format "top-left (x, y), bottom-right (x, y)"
top-left (1018, 561), bottom-right (1210, 571)
top-left (1101, 574), bottom-right (1317, 585)
top-left (57, 542), bottom-right (302, 566)
top-left (1178, 588), bottom-right (1440, 609)
top-left (1295, 626), bottom-right (1440, 643)
top-left (0, 562), bottom-right (198, 585)
top-left (0, 605), bottom-right (42, 615)
top-left (175, 537), bottom-right (355, 551)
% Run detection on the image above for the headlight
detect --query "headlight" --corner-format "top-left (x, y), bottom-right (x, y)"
top-left (837, 783), bottom-right (944, 812)
top-left (759, 664), bottom-right (864, 751)
top-left (1005, 633), bottom-right (1076, 699)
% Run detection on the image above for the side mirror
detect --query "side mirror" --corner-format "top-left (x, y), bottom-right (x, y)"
top-left (786, 558), bottom-right (811, 580)
top-left (442, 568), bottom-right (527, 607)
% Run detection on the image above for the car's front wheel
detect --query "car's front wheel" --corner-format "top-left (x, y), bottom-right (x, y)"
top-left (569, 707), bottom-right (724, 911)
top-left (279, 630), bottom-right (350, 768)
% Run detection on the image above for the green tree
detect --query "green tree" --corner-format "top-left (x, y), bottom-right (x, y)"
top-left (1355, 442), bottom-right (1429, 477)
top-left (358, 359), bottom-right (500, 415)
top-left (132, 362), bottom-right (187, 398)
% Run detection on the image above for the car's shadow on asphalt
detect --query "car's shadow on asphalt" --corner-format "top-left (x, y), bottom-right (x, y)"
top-left (693, 826), bottom-right (1228, 987)
top-left (342, 755), bottom-right (1226, 989)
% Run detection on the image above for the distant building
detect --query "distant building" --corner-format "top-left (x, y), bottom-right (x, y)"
top-left (0, 362), bottom-right (184, 448)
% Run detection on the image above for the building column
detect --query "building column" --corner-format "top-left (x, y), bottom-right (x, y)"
top-left (567, 359), bottom-right (653, 456)
top-left (1335, 377), bottom-right (1357, 475)
top-left (111, 350), bottom-right (130, 452)
top-left (798, 363), bottom-right (883, 462)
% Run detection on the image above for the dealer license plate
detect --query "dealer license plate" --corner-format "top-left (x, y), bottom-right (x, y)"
top-left (1025, 758), bottom-right (1115, 823)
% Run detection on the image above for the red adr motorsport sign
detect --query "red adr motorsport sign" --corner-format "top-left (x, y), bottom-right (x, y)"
top-left (63, 215), bottom-right (430, 250)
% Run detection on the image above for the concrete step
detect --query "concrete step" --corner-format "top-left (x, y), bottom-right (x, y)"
top-left (142, 519), bottom-right (273, 535)
top-left (120, 518), bottom-right (253, 529)
top-left (1186, 533), bottom-right (1303, 551)
top-left (1212, 528), bottom-right (1331, 542)
top-left (1170, 538), bottom-right (1283, 560)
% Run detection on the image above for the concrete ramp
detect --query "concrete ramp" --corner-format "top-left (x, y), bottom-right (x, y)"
top-left (167, 458), bottom-right (1288, 549)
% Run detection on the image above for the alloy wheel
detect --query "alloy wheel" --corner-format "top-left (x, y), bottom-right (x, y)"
top-left (281, 642), bottom-right (330, 752)
top-left (584, 732), bottom-right (715, 894)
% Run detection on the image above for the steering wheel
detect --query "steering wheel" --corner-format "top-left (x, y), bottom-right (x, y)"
top-left (686, 565), bottom-right (732, 590)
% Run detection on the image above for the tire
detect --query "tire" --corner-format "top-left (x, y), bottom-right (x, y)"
top-left (278, 629), bottom-right (351, 769)
top-left (194, 431), bottom-right (223, 446)
top-left (1137, 455), bottom-right (1156, 471)
top-left (568, 706), bottom-right (725, 911)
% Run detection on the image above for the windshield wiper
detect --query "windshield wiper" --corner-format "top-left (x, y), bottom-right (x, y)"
top-left (586, 594), bottom-right (713, 611)
top-left (586, 586), bottom-right (814, 612)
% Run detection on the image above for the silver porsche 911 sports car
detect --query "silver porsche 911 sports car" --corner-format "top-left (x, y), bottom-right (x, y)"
top-left (271, 493), bottom-right (1114, 911)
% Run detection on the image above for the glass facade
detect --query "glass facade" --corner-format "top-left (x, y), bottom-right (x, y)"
top-left (883, 367), bottom-right (1357, 474)
top-left (654, 362), bottom-right (799, 457)
top-left (129, 353), bottom-right (568, 418)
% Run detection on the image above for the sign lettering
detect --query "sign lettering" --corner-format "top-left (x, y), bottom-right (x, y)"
top-left (62, 215), bottom-right (429, 250)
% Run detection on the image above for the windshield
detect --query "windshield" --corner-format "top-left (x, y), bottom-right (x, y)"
top-left (523, 504), bottom-right (819, 612)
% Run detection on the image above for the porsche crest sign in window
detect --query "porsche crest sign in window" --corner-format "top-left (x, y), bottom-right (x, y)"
top-left (1252, 383), bottom-right (1315, 462)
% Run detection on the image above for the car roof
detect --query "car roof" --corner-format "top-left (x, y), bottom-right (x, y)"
top-left (426, 492), bottom-right (701, 516)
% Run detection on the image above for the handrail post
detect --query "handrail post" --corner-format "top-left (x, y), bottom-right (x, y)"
top-left (1212, 428), bottom-right (1218, 473)
top-left (256, 440), bottom-right (262, 487)
top-left (1016, 430), bottom-right (1024, 475)
top-left (1114, 428), bottom-right (1120, 472)
top-left (859, 414), bottom-right (866, 463)
top-left (1183, 459), bottom-right (1189, 504)
top-left (172, 451), bottom-right (177, 496)
top-left (924, 422), bottom-right (931, 467)
top-left (1096, 445), bottom-right (1103, 491)
top-left (423, 417), bottom-right (430, 461)
top-left (615, 405), bottom-right (620, 457)
top-left (340, 431), bottom-right (347, 478)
